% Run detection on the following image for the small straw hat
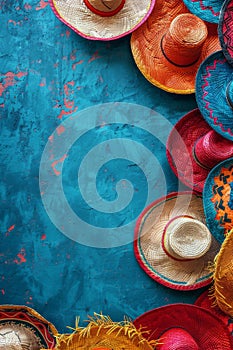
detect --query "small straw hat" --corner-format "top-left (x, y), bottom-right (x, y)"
top-left (182, 0), bottom-right (223, 23)
top-left (42, 313), bottom-right (157, 349)
top-left (49, 0), bottom-right (156, 41)
top-left (0, 305), bottom-right (57, 349)
top-left (133, 304), bottom-right (233, 349)
top-left (134, 191), bottom-right (220, 290)
top-left (195, 50), bottom-right (233, 141)
top-left (218, 0), bottom-right (233, 65)
top-left (166, 108), bottom-right (233, 193)
top-left (195, 290), bottom-right (233, 336)
top-left (130, 0), bottom-right (220, 94)
top-left (203, 157), bottom-right (233, 244)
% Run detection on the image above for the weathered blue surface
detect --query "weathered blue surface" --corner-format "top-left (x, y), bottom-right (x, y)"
top-left (0, 0), bottom-right (204, 333)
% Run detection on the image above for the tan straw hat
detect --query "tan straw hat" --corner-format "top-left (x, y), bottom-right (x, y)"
top-left (130, 0), bottom-right (220, 94)
top-left (134, 192), bottom-right (221, 290)
top-left (49, 0), bottom-right (156, 41)
top-left (42, 313), bottom-right (157, 349)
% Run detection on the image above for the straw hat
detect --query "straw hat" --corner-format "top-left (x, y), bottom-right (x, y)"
top-left (203, 157), bottom-right (233, 244)
top-left (195, 290), bottom-right (233, 336)
top-left (196, 50), bottom-right (233, 141)
top-left (0, 305), bottom-right (57, 349)
top-left (211, 229), bottom-right (233, 318)
top-left (218, 0), bottom-right (233, 65)
top-left (182, 0), bottom-right (223, 23)
top-left (166, 108), bottom-right (233, 193)
top-left (134, 191), bottom-right (220, 290)
top-left (42, 313), bottom-right (157, 349)
top-left (130, 0), bottom-right (220, 94)
top-left (133, 304), bottom-right (233, 349)
top-left (49, 0), bottom-right (155, 41)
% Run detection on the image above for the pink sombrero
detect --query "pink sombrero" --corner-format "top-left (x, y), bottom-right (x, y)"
top-left (49, 0), bottom-right (156, 41)
top-left (166, 108), bottom-right (233, 193)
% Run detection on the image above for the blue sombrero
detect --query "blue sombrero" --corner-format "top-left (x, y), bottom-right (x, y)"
top-left (195, 50), bottom-right (233, 141)
top-left (218, 0), bottom-right (233, 65)
top-left (203, 157), bottom-right (233, 244)
top-left (183, 0), bottom-right (223, 23)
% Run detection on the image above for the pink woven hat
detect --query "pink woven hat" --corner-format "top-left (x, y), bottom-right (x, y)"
top-left (49, 0), bottom-right (156, 41)
top-left (166, 108), bottom-right (233, 193)
top-left (195, 290), bottom-right (233, 336)
top-left (134, 191), bottom-right (220, 290)
top-left (133, 304), bottom-right (233, 349)
top-left (218, 0), bottom-right (233, 65)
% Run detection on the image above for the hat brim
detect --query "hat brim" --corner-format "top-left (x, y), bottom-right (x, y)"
top-left (49, 0), bottom-right (155, 41)
top-left (133, 304), bottom-right (233, 349)
top-left (130, 0), bottom-right (220, 94)
top-left (203, 157), bottom-right (233, 244)
top-left (195, 290), bottom-right (233, 336)
top-left (183, 0), bottom-right (222, 23)
top-left (218, 0), bottom-right (233, 65)
top-left (166, 109), bottom-right (212, 192)
top-left (0, 305), bottom-right (57, 348)
top-left (195, 50), bottom-right (233, 141)
top-left (134, 191), bottom-right (220, 290)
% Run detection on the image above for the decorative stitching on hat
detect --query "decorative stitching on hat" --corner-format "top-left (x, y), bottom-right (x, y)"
top-left (190, 0), bottom-right (220, 16)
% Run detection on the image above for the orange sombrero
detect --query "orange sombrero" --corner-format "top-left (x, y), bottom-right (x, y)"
top-left (131, 0), bottom-right (221, 94)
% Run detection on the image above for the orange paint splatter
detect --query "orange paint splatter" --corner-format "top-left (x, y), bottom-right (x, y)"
top-left (14, 248), bottom-right (26, 264)
top-left (41, 234), bottom-right (46, 240)
top-left (36, 0), bottom-right (48, 10)
top-left (64, 99), bottom-right (74, 109)
top-left (0, 71), bottom-right (27, 96)
top-left (88, 51), bottom-right (101, 63)
top-left (57, 107), bottom-right (78, 120)
top-left (51, 154), bottom-right (68, 176)
top-left (8, 224), bottom-right (15, 232)
top-left (24, 3), bottom-right (32, 10)
top-left (49, 134), bottom-right (54, 142)
top-left (72, 60), bottom-right (84, 70)
top-left (57, 125), bottom-right (65, 135)
top-left (39, 77), bottom-right (46, 87)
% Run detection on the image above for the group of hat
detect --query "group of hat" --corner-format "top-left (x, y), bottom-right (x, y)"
top-left (2, 0), bottom-right (233, 349)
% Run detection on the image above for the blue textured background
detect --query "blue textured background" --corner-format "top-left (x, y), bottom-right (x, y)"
top-left (0, 0), bottom-right (206, 333)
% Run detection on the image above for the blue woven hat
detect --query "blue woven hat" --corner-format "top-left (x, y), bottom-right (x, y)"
top-left (182, 0), bottom-right (223, 23)
top-left (203, 157), bottom-right (233, 244)
top-left (195, 50), bottom-right (233, 141)
top-left (218, 0), bottom-right (233, 65)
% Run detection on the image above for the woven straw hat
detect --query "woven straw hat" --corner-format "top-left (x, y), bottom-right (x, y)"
top-left (133, 304), bottom-right (233, 349)
top-left (0, 305), bottom-right (57, 349)
top-left (130, 0), bottom-right (220, 94)
top-left (134, 191), bottom-right (220, 290)
top-left (42, 313), bottom-right (156, 349)
top-left (166, 108), bottom-right (233, 193)
top-left (49, 0), bottom-right (155, 41)
top-left (195, 290), bottom-right (233, 336)
top-left (182, 0), bottom-right (223, 23)
top-left (203, 157), bottom-right (233, 244)
top-left (218, 0), bottom-right (233, 65)
top-left (196, 50), bottom-right (233, 141)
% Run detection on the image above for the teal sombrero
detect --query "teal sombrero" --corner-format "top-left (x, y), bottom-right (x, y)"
top-left (203, 157), bottom-right (233, 244)
top-left (195, 50), bottom-right (233, 141)
top-left (182, 0), bottom-right (223, 23)
top-left (218, 0), bottom-right (233, 65)
top-left (134, 192), bottom-right (220, 290)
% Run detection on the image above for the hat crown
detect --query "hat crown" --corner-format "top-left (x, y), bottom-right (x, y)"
top-left (194, 130), bottom-right (233, 170)
top-left (162, 13), bottom-right (208, 67)
top-left (158, 328), bottom-right (200, 350)
top-left (163, 217), bottom-right (211, 260)
top-left (84, 0), bottom-right (125, 16)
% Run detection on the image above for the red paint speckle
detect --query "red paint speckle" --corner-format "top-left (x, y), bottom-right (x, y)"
top-left (14, 248), bottom-right (26, 264)
top-left (57, 125), bottom-right (65, 135)
top-left (39, 77), bottom-right (46, 87)
top-left (51, 154), bottom-right (68, 176)
top-left (8, 224), bottom-right (15, 232)
top-left (66, 30), bottom-right (70, 38)
top-left (0, 71), bottom-right (27, 96)
top-left (1, 289), bottom-right (5, 295)
top-left (24, 3), bottom-right (32, 10)
top-left (41, 234), bottom-right (46, 240)
top-left (36, 0), bottom-right (48, 10)
top-left (88, 51), bottom-right (101, 63)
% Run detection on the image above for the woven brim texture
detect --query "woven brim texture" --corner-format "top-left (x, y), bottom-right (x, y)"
top-left (195, 290), bottom-right (233, 336)
top-left (166, 108), bottom-right (212, 193)
top-left (134, 192), bottom-right (220, 290)
top-left (203, 157), bottom-right (233, 244)
top-left (183, 0), bottom-right (222, 23)
top-left (130, 0), bottom-right (220, 94)
top-left (133, 304), bottom-right (233, 349)
top-left (218, 0), bottom-right (233, 65)
top-left (49, 0), bottom-right (155, 40)
top-left (196, 50), bottom-right (233, 141)
top-left (0, 305), bottom-right (57, 349)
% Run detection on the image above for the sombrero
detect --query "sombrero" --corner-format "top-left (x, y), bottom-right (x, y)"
top-left (133, 304), bottom-right (233, 349)
top-left (42, 313), bottom-right (157, 349)
top-left (134, 191), bottom-right (220, 290)
top-left (0, 305), bottom-right (57, 349)
top-left (182, 0), bottom-right (223, 23)
top-left (130, 0), bottom-right (221, 94)
top-left (49, 0), bottom-right (156, 41)
top-left (166, 108), bottom-right (233, 193)
top-left (203, 157), bottom-right (233, 243)
top-left (195, 290), bottom-right (233, 336)
top-left (218, 0), bottom-right (233, 65)
top-left (195, 50), bottom-right (233, 141)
